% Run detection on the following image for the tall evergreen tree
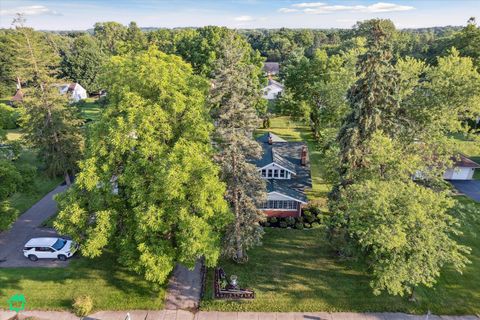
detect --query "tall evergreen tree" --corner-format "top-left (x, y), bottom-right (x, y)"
top-left (210, 32), bottom-right (267, 262)
top-left (11, 15), bottom-right (84, 185)
top-left (336, 19), bottom-right (401, 188)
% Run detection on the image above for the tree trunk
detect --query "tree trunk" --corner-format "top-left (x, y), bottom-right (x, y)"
top-left (232, 151), bottom-right (244, 262)
top-left (408, 287), bottom-right (416, 302)
top-left (64, 171), bottom-right (71, 186)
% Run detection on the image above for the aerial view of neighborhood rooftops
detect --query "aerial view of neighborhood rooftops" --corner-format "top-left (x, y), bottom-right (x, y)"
top-left (0, 1), bottom-right (479, 319)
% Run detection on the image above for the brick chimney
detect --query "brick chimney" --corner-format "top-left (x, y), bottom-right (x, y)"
top-left (268, 133), bottom-right (273, 145)
top-left (301, 145), bottom-right (307, 166)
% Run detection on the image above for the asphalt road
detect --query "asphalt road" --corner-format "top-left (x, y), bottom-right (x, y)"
top-left (0, 184), bottom-right (69, 268)
top-left (450, 180), bottom-right (480, 202)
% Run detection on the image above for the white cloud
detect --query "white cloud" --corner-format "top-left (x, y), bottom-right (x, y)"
top-left (278, 8), bottom-right (299, 13)
top-left (0, 5), bottom-right (61, 16)
top-left (283, 2), bottom-right (414, 14)
top-left (292, 2), bottom-right (326, 8)
top-left (367, 2), bottom-right (414, 12)
top-left (234, 15), bottom-right (254, 22)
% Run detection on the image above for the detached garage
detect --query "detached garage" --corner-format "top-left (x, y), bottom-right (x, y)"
top-left (443, 154), bottom-right (480, 180)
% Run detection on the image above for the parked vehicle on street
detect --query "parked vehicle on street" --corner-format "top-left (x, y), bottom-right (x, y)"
top-left (23, 237), bottom-right (78, 261)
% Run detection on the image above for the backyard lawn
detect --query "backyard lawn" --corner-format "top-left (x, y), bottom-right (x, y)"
top-left (0, 252), bottom-right (166, 311)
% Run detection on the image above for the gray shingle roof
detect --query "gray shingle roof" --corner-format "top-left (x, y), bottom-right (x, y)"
top-left (254, 132), bottom-right (312, 202)
top-left (263, 62), bottom-right (280, 74)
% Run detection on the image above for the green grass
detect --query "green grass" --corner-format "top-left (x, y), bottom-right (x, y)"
top-left (202, 117), bottom-right (480, 314)
top-left (79, 98), bottom-right (103, 122)
top-left (256, 116), bottom-right (331, 209)
top-left (0, 252), bottom-right (166, 311)
top-left (8, 150), bottom-right (62, 215)
top-left (5, 128), bottom-right (22, 141)
top-left (201, 199), bottom-right (480, 315)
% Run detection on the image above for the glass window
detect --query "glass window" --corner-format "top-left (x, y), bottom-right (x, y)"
top-left (273, 170), bottom-right (279, 178)
top-left (261, 169), bottom-right (266, 177)
top-left (268, 200), bottom-right (274, 208)
top-left (52, 239), bottom-right (67, 251)
top-left (268, 170), bottom-right (273, 178)
top-left (279, 170), bottom-right (285, 178)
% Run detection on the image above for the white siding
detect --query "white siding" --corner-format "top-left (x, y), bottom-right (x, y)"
top-left (443, 167), bottom-right (475, 180)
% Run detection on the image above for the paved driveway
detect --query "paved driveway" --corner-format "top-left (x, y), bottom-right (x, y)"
top-left (0, 184), bottom-right (69, 267)
top-left (450, 180), bottom-right (480, 202)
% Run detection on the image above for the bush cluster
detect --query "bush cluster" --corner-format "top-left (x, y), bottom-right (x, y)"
top-left (72, 295), bottom-right (93, 317)
top-left (262, 205), bottom-right (326, 229)
top-left (0, 103), bottom-right (20, 129)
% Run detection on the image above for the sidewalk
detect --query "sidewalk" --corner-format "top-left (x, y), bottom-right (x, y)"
top-left (1, 310), bottom-right (478, 320)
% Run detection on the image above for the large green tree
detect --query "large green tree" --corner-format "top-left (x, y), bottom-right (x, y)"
top-left (209, 32), bottom-right (266, 262)
top-left (328, 19), bottom-right (474, 297)
top-left (55, 48), bottom-right (231, 285)
top-left (61, 34), bottom-right (107, 93)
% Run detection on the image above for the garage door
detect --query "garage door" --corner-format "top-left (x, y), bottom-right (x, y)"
top-left (451, 168), bottom-right (472, 180)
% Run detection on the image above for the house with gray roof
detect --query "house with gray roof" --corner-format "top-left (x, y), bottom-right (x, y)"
top-left (254, 132), bottom-right (312, 217)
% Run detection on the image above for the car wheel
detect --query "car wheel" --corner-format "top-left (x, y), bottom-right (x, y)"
top-left (58, 254), bottom-right (67, 261)
top-left (28, 255), bottom-right (38, 261)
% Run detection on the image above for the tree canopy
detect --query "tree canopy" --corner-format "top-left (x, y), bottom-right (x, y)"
top-left (55, 48), bottom-right (231, 285)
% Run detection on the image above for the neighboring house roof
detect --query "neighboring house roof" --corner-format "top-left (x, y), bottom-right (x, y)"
top-left (11, 89), bottom-right (23, 102)
top-left (263, 62), bottom-right (280, 74)
top-left (257, 132), bottom-right (286, 144)
top-left (254, 132), bottom-right (312, 202)
top-left (266, 79), bottom-right (284, 89)
top-left (452, 154), bottom-right (480, 168)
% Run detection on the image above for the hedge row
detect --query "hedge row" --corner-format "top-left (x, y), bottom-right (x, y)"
top-left (262, 205), bottom-right (327, 229)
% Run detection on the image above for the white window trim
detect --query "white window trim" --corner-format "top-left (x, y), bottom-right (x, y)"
top-left (258, 162), bottom-right (296, 175)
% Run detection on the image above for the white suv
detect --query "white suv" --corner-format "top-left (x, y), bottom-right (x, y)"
top-left (23, 237), bottom-right (78, 261)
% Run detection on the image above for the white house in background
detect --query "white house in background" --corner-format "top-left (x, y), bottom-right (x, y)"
top-left (58, 83), bottom-right (87, 102)
top-left (443, 154), bottom-right (480, 180)
top-left (262, 79), bottom-right (284, 100)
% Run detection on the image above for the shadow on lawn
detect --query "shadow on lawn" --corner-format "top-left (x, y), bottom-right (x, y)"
top-left (0, 252), bottom-right (164, 309)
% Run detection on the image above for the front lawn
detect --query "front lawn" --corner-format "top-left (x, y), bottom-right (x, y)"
top-left (203, 117), bottom-right (480, 314)
top-left (0, 252), bottom-right (166, 311)
top-left (201, 200), bottom-right (480, 315)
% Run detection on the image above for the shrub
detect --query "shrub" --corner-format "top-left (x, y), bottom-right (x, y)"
top-left (304, 223), bottom-right (312, 229)
top-left (295, 223), bottom-right (304, 230)
top-left (0, 201), bottom-right (18, 231)
top-left (279, 221), bottom-right (288, 228)
top-left (285, 216), bottom-right (295, 226)
top-left (296, 216), bottom-right (304, 224)
top-left (268, 217), bottom-right (278, 224)
top-left (72, 295), bottom-right (93, 317)
top-left (309, 205), bottom-right (321, 216)
top-left (0, 103), bottom-right (19, 129)
top-left (311, 222), bottom-right (321, 228)
top-left (264, 222), bottom-right (271, 227)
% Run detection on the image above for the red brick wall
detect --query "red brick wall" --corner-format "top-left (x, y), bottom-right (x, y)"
top-left (262, 207), bottom-right (301, 218)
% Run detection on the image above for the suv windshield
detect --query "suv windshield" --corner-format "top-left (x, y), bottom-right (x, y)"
top-left (52, 239), bottom-right (67, 251)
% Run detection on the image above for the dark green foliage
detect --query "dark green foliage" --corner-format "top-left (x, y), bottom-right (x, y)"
top-left (0, 103), bottom-right (19, 129)
top-left (60, 35), bottom-right (107, 93)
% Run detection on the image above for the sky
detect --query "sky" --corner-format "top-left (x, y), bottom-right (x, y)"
top-left (0, 0), bottom-right (479, 30)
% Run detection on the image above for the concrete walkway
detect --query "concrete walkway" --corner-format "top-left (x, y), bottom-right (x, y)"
top-left (0, 184), bottom-right (67, 267)
top-left (1, 310), bottom-right (478, 320)
top-left (165, 260), bottom-right (204, 310)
